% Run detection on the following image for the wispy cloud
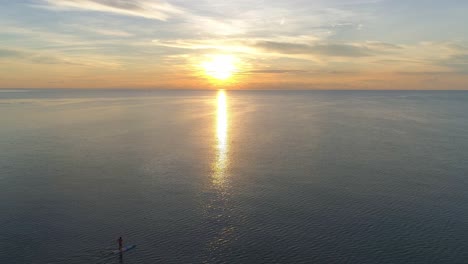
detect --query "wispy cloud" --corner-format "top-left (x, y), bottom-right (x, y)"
top-left (0, 48), bottom-right (74, 64)
top-left (254, 41), bottom-right (372, 57)
top-left (439, 54), bottom-right (468, 73)
top-left (0, 48), bottom-right (120, 67)
top-left (243, 69), bottom-right (308, 75)
top-left (39, 0), bottom-right (183, 20)
top-left (0, 49), bottom-right (24, 58)
top-left (74, 26), bottom-right (134, 37)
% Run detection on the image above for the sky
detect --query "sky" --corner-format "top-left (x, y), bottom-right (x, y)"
top-left (1, 0), bottom-right (467, 89)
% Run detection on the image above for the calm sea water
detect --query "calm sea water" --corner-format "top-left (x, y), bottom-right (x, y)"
top-left (1, 89), bottom-right (468, 264)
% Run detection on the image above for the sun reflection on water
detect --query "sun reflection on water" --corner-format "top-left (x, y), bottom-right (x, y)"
top-left (203, 90), bottom-right (233, 261)
top-left (213, 89), bottom-right (228, 185)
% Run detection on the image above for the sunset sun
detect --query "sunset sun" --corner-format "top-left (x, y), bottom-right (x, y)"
top-left (201, 55), bottom-right (237, 81)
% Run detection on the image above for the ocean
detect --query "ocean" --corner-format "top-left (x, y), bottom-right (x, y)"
top-left (1, 89), bottom-right (468, 264)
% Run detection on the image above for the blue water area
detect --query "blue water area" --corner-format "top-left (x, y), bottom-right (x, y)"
top-left (1, 89), bottom-right (468, 264)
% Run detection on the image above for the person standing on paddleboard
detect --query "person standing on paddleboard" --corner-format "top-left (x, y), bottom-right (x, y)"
top-left (118, 237), bottom-right (123, 252)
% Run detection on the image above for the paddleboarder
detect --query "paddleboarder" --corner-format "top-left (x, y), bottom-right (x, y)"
top-left (118, 237), bottom-right (123, 252)
top-left (113, 236), bottom-right (135, 254)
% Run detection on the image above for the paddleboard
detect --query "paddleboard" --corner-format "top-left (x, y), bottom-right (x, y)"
top-left (112, 245), bottom-right (136, 254)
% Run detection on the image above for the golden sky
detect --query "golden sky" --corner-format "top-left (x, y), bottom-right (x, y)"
top-left (1, 1), bottom-right (468, 89)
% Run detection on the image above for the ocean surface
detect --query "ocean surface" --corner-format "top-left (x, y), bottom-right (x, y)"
top-left (1, 89), bottom-right (468, 264)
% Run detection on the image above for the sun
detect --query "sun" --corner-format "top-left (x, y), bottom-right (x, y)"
top-left (201, 55), bottom-right (237, 81)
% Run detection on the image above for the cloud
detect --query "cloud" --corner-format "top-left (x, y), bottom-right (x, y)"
top-left (40, 0), bottom-right (183, 20)
top-left (0, 48), bottom-right (117, 67)
top-left (440, 54), bottom-right (468, 73)
top-left (364, 41), bottom-right (403, 50)
top-left (241, 69), bottom-right (309, 75)
top-left (150, 39), bottom-right (255, 54)
top-left (29, 55), bottom-right (78, 65)
top-left (395, 71), bottom-right (459, 76)
top-left (254, 41), bottom-right (372, 57)
top-left (76, 26), bottom-right (134, 37)
top-left (0, 49), bottom-right (25, 58)
top-left (0, 48), bottom-right (77, 65)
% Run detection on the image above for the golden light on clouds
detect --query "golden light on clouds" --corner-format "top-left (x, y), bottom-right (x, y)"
top-left (201, 55), bottom-right (238, 81)
top-left (2, 1), bottom-right (468, 90)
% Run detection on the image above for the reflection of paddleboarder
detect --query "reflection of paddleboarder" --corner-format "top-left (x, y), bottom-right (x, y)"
top-left (118, 237), bottom-right (123, 252)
